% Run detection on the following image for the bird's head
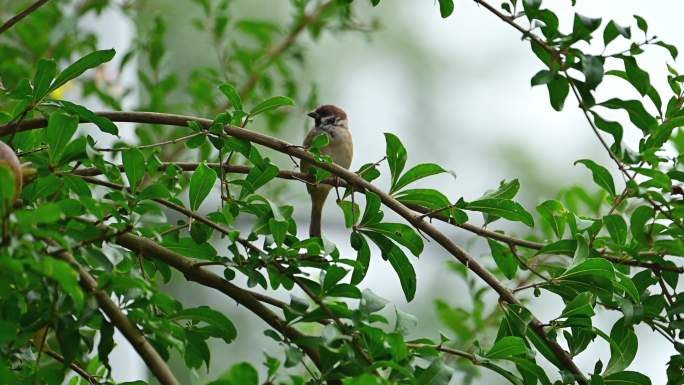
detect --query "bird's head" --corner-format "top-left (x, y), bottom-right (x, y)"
top-left (307, 105), bottom-right (348, 134)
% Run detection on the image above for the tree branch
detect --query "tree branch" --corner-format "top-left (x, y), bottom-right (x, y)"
top-left (0, 0), bottom-right (51, 35)
top-left (111, 230), bottom-right (325, 371)
top-left (72, 162), bottom-right (683, 274)
top-left (48, 245), bottom-right (180, 385)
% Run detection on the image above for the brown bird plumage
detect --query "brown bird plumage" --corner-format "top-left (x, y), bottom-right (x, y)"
top-left (300, 105), bottom-right (353, 238)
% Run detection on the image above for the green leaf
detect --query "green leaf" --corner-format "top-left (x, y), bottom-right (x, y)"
top-left (416, 359), bottom-right (453, 385)
top-left (39, 256), bottom-right (84, 309)
top-left (384, 133), bottom-right (407, 189)
top-left (655, 40), bottom-right (678, 60)
top-left (560, 292), bottom-right (595, 318)
top-left (208, 362), bottom-right (259, 385)
top-left (630, 205), bottom-right (654, 245)
top-left (574, 159), bottom-right (616, 197)
top-left (547, 74), bottom-right (570, 111)
top-left (365, 232), bottom-right (417, 301)
top-left (482, 179), bottom-right (520, 200)
top-left (622, 56), bottom-right (651, 96)
top-left (219, 83), bottom-right (242, 111)
top-left (633, 15), bottom-right (648, 35)
top-left (582, 55), bottom-right (604, 90)
top-left (249, 96), bottom-right (294, 116)
top-left (363, 222), bottom-right (424, 256)
top-left (537, 200), bottom-right (566, 239)
top-left (487, 240), bottom-right (517, 279)
top-left (485, 336), bottom-right (527, 359)
top-left (50, 49), bottom-right (116, 93)
top-left (162, 237), bottom-right (217, 260)
top-left (603, 215), bottom-right (627, 245)
top-left (438, 0), bottom-right (454, 18)
top-left (603, 20), bottom-right (631, 47)
top-left (56, 100), bottom-right (118, 135)
top-left (466, 198), bottom-right (534, 227)
top-left (604, 371), bottom-right (651, 385)
top-left (531, 70), bottom-right (553, 86)
top-left (351, 233), bottom-right (371, 284)
top-left (599, 98), bottom-right (657, 133)
top-left (189, 162), bottom-right (217, 211)
top-left (122, 148), bottom-right (145, 192)
top-left (361, 191), bottom-right (382, 225)
top-left (605, 319), bottom-right (638, 374)
top-left (33, 59), bottom-right (56, 101)
top-left (337, 200), bottom-right (360, 228)
top-left (171, 306), bottom-right (237, 343)
top-left (392, 163), bottom-right (446, 193)
top-left (46, 112), bottom-right (79, 164)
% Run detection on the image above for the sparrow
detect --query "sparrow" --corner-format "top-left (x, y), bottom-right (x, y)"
top-left (300, 105), bottom-right (353, 238)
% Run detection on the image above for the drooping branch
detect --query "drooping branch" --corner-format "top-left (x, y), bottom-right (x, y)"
top-left (111, 230), bottom-right (324, 370)
top-left (3, 110), bottom-right (586, 381)
top-left (0, 0), bottom-right (51, 35)
top-left (48, 245), bottom-right (180, 385)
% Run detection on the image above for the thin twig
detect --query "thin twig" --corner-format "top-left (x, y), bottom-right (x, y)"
top-left (0, 0), bottom-right (51, 34)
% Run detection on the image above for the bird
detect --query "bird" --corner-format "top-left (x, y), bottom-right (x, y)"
top-left (300, 105), bottom-right (353, 238)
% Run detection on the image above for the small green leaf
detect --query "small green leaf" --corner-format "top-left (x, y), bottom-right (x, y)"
top-left (599, 98), bottom-right (657, 133)
top-left (170, 306), bottom-right (237, 343)
top-left (351, 233), bottom-right (371, 284)
top-left (46, 112), bottom-right (79, 164)
top-left (603, 20), bottom-right (631, 47)
top-left (622, 56), bottom-right (651, 96)
top-left (560, 292), bottom-right (595, 318)
top-left (56, 100), bottom-right (118, 135)
top-left (363, 222), bottom-right (424, 256)
top-left (365, 232), bottom-right (417, 301)
top-left (438, 0), bottom-right (454, 18)
top-left (33, 59), bottom-right (56, 101)
top-left (219, 83), bottom-right (242, 111)
top-left (630, 206), bottom-right (654, 245)
top-left (633, 15), bottom-right (648, 35)
top-left (487, 240), bottom-right (517, 279)
top-left (574, 159), bottom-right (616, 197)
top-left (361, 191), bottom-right (382, 225)
top-left (655, 40), bottom-right (678, 60)
top-left (384, 133), bottom-right (408, 189)
top-left (582, 55), bottom-right (604, 90)
top-left (537, 200), bottom-right (566, 239)
top-left (603, 215), bottom-right (627, 245)
top-left (162, 237), bottom-right (217, 260)
top-left (466, 198), bottom-right (534, 227)
top-left (122, 148), bottom-right (145, 192)
top-left (392, 163), bottom-right (446, 193)
top-left (531, 69), bottom-right (553, 86)
top-left (485, 336), bottom-right (527, 359)
top-left (50, 49), bottom-right (116, 93)
top-left (249, 96), bottom-right (294, 116)
top-left (547, 75), bottom-right (570, 111)
top-left (189, 162), bottom-right (217, 211)
top-left (604, 371), bottom-right (650, 385)
top-left (605, 319), bottom-right (638, 375)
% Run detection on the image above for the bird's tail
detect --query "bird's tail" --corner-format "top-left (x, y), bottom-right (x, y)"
top-left (308, 186), bottom-right (331, 238)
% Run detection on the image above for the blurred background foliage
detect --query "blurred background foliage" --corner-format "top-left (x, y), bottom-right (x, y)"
top-left (1, 0), bottom-right (684, 384)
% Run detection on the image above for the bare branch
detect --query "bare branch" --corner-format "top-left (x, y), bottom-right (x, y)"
top-left (0, 0), bottom-right (51, 35)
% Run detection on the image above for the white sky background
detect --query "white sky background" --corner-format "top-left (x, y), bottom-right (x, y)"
top-left (79, 1), bottom-right (684, 384)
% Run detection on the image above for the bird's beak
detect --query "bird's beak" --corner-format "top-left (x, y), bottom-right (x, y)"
top-left (307, 111), bottom-right (320, 119)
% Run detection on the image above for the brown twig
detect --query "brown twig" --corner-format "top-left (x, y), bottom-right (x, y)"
top-left (0, 0), bottom-right (51, 34)
top-left (43, 347), bottom-right (102, 385)
top-left (46, 243), bottom-right (180, 385)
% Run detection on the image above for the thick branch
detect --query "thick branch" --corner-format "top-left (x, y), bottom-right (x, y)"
top-left (0, 0), bottom-right (51, 35)
top-left (49, 246), bottom-right (180, 385)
